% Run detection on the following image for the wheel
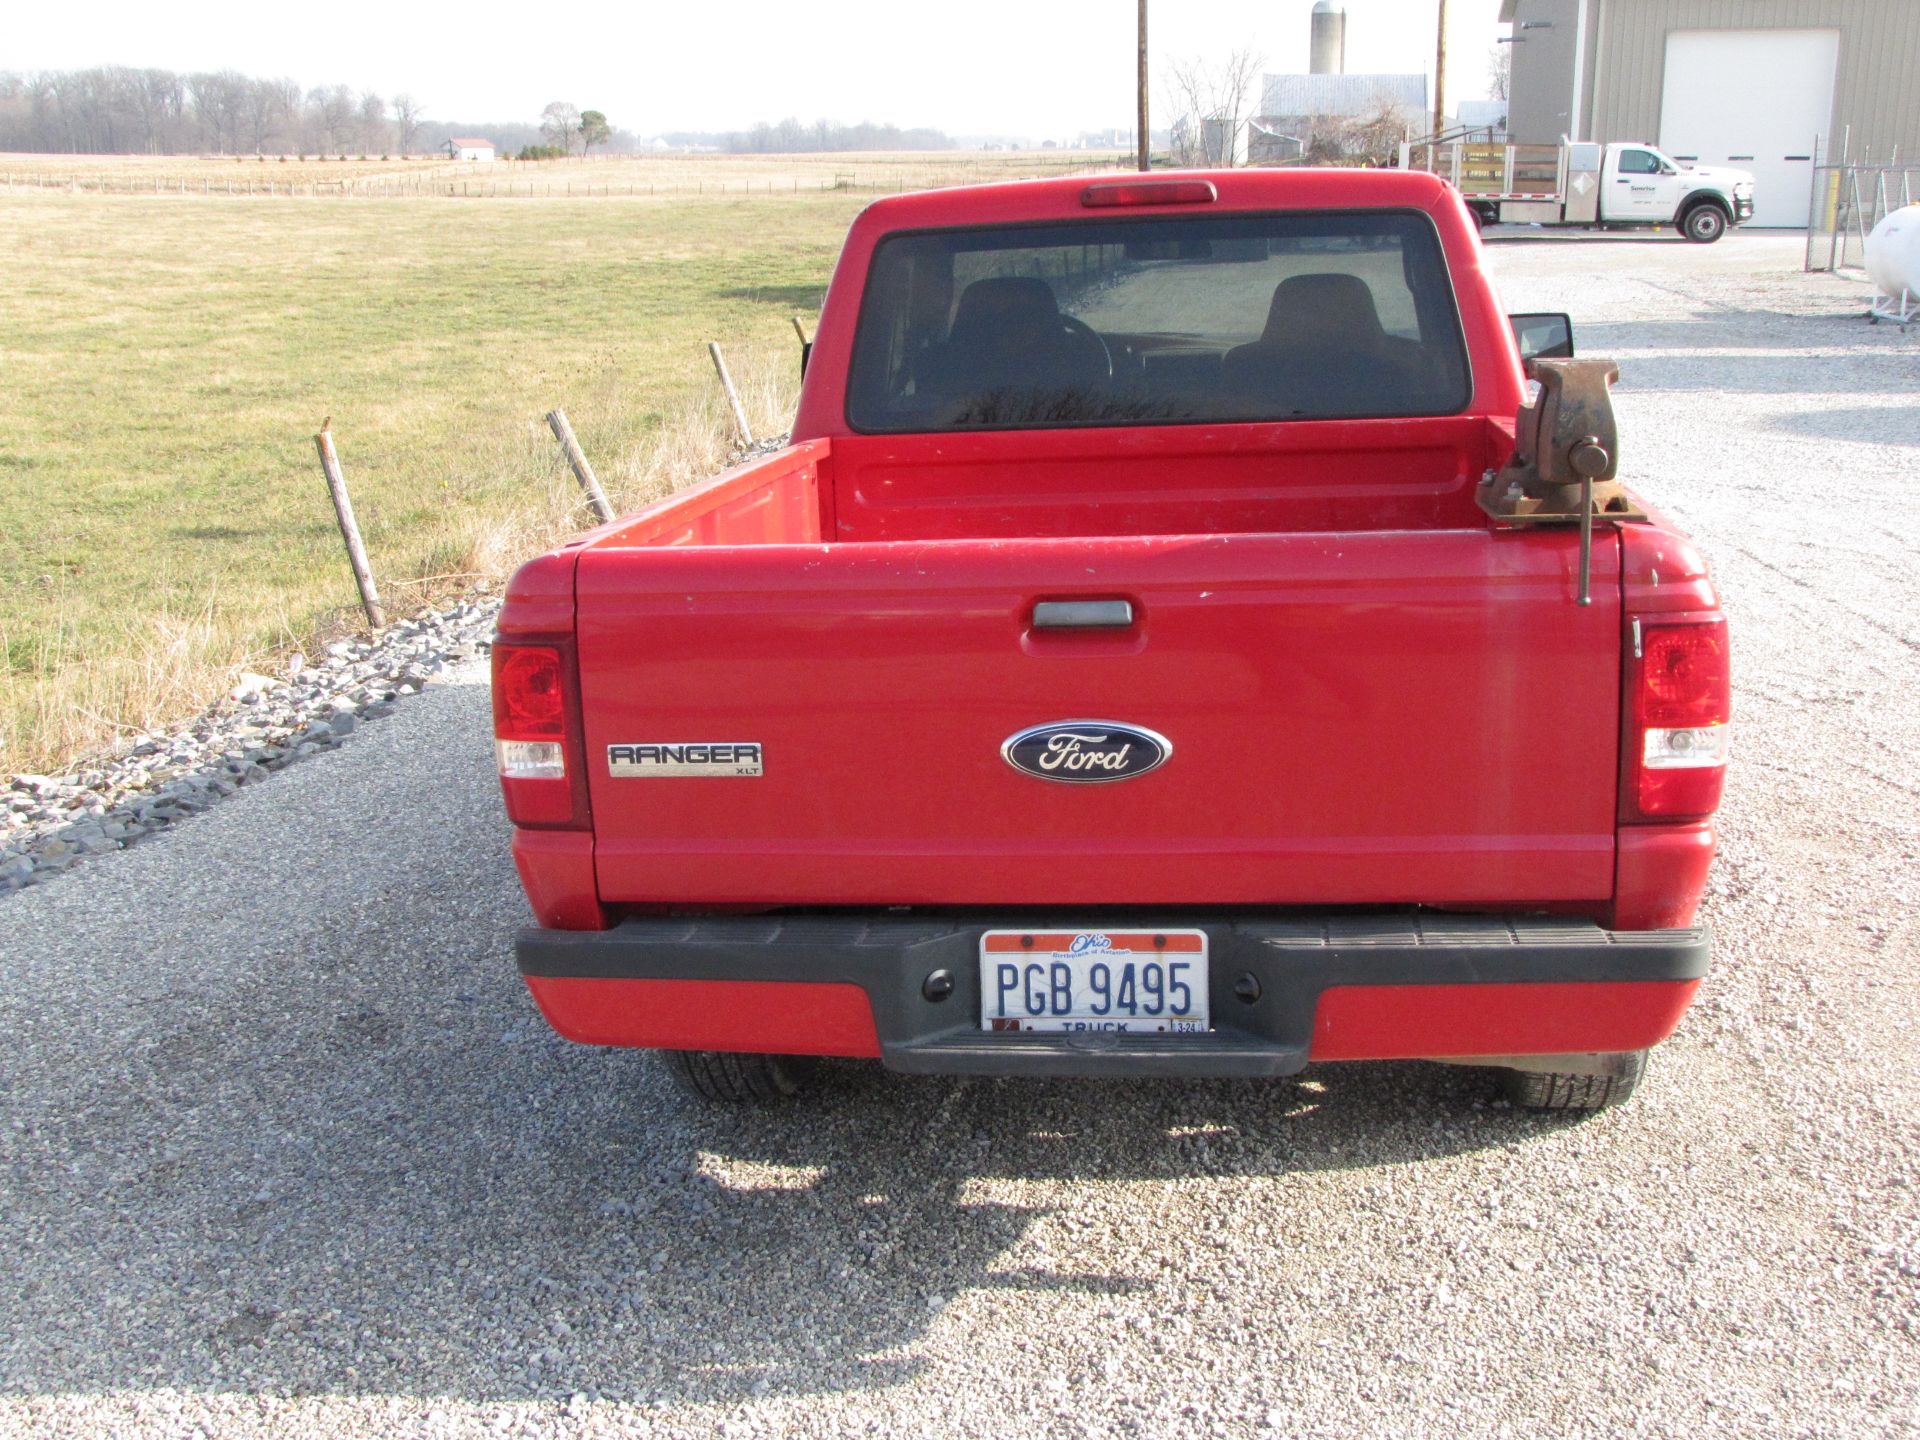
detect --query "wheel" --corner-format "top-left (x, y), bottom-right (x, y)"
top-left (1468, 205), bottom-right (1493, 232)
top-left (1501, 1050), bottom-right (1646, 1111)
top-left (1681, 204), bottom-right (1727, 244)
top-left (660, 1049), bottom-right (814, 1103)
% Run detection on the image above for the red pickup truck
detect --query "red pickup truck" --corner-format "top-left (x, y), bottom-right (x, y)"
top-left (494, 168), bottom-right (1728, 1111)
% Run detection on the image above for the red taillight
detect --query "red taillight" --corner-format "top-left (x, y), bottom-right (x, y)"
top-left (492, 642), bottom-right (587, 828)
top-left (496, 647), bottom-right (564, 738)
top-left (1627, 617), bottom-right (1730, 821)
top-left (1641, 626), bottom-right (1728, 727)
top-left (1081, 179), bottom-right (1219, 208)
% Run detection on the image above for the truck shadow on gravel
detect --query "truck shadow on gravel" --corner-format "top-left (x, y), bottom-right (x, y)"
top-left (0, 683), bottom-right (1590, 1413)
top-left (1, 1013), bottom-right (1580, 1409)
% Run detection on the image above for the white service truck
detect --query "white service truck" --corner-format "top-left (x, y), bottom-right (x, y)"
top-left (1400, 137), bottom-right (1757, 243)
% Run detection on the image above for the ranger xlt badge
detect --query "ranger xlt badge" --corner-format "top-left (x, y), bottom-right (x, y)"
top-left (1001, 722), bottom-right (1169, 783)
top-left (608, 743), bottom-right (763, 778)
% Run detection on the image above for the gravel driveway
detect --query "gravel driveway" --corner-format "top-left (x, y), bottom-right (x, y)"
top-left (1, 234), bottom-right (1915, 1439)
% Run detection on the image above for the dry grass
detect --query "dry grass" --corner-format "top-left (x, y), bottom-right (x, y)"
top-left (484, 149), bottom-right (1132, 189)
top-left (3, 346), bottom-right (803, 775)
top-left (1, 148), bottom-right (1130, 196)
top-left (450, 345), bottom-right (801, 580)
top-left (0, 151), bottom-right (455, 186)
top-left (0, 192), bottom-right (834, 776)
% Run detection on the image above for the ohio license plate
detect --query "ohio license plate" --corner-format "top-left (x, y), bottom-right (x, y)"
top-left (979, 930), bottom-right (1209, 1034)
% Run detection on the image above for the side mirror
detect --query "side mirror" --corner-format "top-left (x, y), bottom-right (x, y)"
top-left (1509, 312), bottom-right (1575, 364)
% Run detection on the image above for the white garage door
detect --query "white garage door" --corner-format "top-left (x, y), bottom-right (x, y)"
top-left (1660, 29), bottom-right (1839, 228)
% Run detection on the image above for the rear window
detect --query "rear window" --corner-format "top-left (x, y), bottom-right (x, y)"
top-left (846, 210), bottom-right (1471, 433)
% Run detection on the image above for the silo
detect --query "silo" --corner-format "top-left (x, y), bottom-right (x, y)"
top-left (1311, 1), bottom-right (1347, 76)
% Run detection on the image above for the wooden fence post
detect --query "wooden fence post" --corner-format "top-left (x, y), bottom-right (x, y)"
top-left (708, 343), bottom-right (754, 446)
top-left (545, 409), bottom-right (615, 523)
top-left (313, 421), bottom-right (385, 629)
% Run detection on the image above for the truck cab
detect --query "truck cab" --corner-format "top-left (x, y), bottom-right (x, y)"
top-left (1600, 142), bottom-right (1756, 239)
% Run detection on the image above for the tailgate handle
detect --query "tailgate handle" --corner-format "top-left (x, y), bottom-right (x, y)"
top-left (1032, 599), bottom-right (1134, 629)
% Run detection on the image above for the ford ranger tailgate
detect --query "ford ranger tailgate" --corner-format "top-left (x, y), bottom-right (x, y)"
top-left (576, 527), bottom-right (1620, 908)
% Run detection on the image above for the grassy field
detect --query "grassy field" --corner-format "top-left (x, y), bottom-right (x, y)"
top-left (0, 188), bottom-right (870, 773)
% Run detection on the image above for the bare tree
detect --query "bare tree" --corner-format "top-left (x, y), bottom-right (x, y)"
top-left (540, 100), bottom-right (581, 154)
top-left (90, 68), bottom-right (141, 153)
top-left (1488, 42), bottom-right (1511, 102)
top-left (308, 83), bottom-right (353, 152)
top-left (1163, 45), bottom-right (1265, 167)
top-left (0, 63), bottom-right (421, 156)
top-left (25, 71), bottom-right (65, 151)
top-left (58, 69), bottom-right (116, 153)
top-left (241, 76), bottom-right (288, 152)
top-left (391, 92), bottom-right (425, 153)
top-left (127, 68), bottom-right (184, 152)
top-left (357, 90), bottom-right (387, 152)
top-left (1303, 100), bottom-right (1417, 168)
top-left (268, 77), bottom-right (301, 145)
top-left (187, 70), bottom-right (248, 152)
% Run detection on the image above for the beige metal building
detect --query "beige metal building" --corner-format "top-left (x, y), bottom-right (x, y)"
top-left (1502, 0), bottom-right (1920, 225)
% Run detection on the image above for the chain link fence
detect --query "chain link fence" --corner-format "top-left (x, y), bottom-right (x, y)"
top-left (1806, 164), bottom-right (1919, 272)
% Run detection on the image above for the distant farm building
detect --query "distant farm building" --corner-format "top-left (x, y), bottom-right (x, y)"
top-left (1250, 74), bottom-right (1430, 165)
top-left (1241, 3), bottom-right (1429, 166)
top-left (445, 137), bottom-right (496, 162)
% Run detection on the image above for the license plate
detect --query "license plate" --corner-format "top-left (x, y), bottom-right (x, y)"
top-left (979, 930), bottom-right (1210, 1034)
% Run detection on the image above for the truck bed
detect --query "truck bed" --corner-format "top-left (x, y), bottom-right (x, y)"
top-left (589, 415), bottom-right (1512, 550)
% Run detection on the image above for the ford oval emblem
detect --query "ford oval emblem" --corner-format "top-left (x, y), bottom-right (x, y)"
top-left (1001, 720), bottom-right (1171, 783)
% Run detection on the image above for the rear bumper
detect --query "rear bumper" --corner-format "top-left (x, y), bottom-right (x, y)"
top-left (516, 913), bottom-right (1708, 1078)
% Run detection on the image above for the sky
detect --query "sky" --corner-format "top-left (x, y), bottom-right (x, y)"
top-left (4, 0), bottom-right (1509, 139)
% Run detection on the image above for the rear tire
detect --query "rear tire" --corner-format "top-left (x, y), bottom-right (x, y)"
top-left (661, 1049), bottom-right (814, 1103)
top-left (1681, 203), bottom-right (1728, 244)
top-left (1502, 1050), bottom-right (1646, 1111)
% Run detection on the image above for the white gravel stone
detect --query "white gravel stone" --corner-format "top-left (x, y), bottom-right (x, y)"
top-left (2, 590), bottom-right (499, 895)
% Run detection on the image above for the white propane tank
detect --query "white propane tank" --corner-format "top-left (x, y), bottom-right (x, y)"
top-left (1864, 204), bottom-right (1920, 302)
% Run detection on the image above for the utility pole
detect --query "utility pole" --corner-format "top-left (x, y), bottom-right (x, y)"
top-left (1137, 0), bottom-right (1151, 171)
top-left (1433, 0), bottom-right (1449, 141)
